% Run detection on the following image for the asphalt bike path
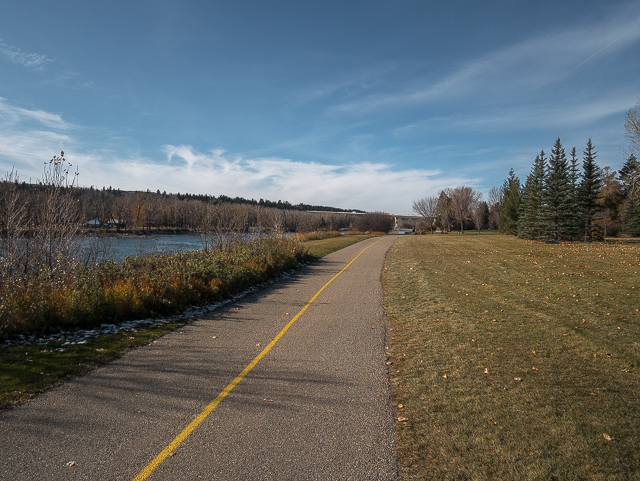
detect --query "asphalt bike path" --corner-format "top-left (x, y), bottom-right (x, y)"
top-left (0, 236), bottom-right (400, 480)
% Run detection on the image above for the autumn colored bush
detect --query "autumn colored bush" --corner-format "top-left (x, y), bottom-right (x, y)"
top-left (0, 236), bottom-right (308, 337)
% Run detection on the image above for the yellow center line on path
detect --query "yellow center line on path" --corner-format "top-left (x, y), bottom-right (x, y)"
top-left (132, 237), bottom-right (385, 480)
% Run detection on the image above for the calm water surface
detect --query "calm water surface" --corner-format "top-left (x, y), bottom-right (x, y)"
top-left (85, 234), bottom-right (204, 262)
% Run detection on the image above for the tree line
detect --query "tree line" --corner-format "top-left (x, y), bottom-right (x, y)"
top-left (412, 186), bottom-right (497, 233)
top-left (496, 99), bottom-right (640, 241)
top-left (499, 135), bottom-right (639, 241)
top-left (412, 99), bottom-right (640, 241)
top-left (0, 159), bottom-right (357, 237)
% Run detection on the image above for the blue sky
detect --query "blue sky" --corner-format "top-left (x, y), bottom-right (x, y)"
top-left (1, 1), bottom-right (639, 213)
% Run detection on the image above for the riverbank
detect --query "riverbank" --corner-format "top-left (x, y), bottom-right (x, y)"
top-left (0, 234), bottom-right (375, 411)
top-left (0, 236), bottom-right (307, 338)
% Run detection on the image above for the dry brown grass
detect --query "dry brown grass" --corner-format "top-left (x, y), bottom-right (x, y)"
top-left (383, 232), bottom-right (640, 480)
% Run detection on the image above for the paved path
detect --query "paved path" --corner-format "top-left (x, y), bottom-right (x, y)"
top-left (0, 236), bottom-right (399, 480)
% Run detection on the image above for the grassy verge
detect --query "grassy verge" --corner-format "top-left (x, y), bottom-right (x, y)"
top-left (302, 234), bottom-right (375, 258)
top-left (382, 233), bottom-right (639, 479)
top-left (0, 320), bottom-right (186, 410)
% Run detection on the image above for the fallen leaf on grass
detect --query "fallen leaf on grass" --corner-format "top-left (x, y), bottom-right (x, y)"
top-left (442, 374), bottom-right (448, 379)
top-left (386, 361), bottom-right (393, 365)
top-left (603, 433), bottom-right (614, 441)
top-left (398, 404), bottom-right (404, 409)
top-left (397, 417), bottom-right (409, 422)
top-left (95, 348), bottom-right (105, 352)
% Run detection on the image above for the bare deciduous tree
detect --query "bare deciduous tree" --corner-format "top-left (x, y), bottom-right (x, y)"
top-left (625, 98), bottom-right (640, 155)
top-left (488, 186), bottom-right (502, 229)
top-left (471, 200), bottom-right (488, 232)
top-left (448, 186), bottom-right (481, 233)
top-left (0, 170), bottom-right (26, 277)
top-left (412, 195), bottom-right (438, 234)
top-left (436, 190), bottom-right (453, 232)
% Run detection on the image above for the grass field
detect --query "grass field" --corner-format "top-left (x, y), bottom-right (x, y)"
top-left (382, 233), bottom-right (639, 480)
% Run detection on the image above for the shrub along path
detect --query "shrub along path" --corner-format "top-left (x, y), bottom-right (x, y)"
top-left (0, 236), bottom-right (399, 480)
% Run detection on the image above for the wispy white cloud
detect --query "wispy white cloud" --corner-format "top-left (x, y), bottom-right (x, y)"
top-left (0, 38), bottom-right (53, 68)
top-left (0, 97), bottom-right (70, 130)
top-left (0, 98), bottom-right (74, 176)
top-left (0, 95), bottom-right (476, 212)
top-left (48, 145), bottom-right (476, 214)
top-left (333, 6), bottom-right (640, 115)
top-left (394, 94), bottom-right (636, 138)
top-left (156, 145), bottom-right (471, 212)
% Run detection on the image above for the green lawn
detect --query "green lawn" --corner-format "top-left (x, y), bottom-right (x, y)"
top-left (302, 234), bottom-right (375, 258)
top-left (383, 233), bottom-right (640, 479)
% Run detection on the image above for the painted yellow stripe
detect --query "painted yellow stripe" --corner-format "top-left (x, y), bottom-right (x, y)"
top-left (132, 237), bottom-right (384, 480)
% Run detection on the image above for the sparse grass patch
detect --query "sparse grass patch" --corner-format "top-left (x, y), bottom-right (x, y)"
top-left (295, 230), bottom-right (343, 241)
top-left (303, 234), bottom-right (376, 258)
top-left (0, 320), bottom-right (186, 410)
top-left (383, 233), bottom-right (640, 479)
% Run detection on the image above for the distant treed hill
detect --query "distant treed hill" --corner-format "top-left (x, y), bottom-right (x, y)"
top-left (2, 180), bottom-right (361, 232)
top-left (10, 182), bottom-right (364, 213)
top-left (170, 191), bottom-right (364, 213)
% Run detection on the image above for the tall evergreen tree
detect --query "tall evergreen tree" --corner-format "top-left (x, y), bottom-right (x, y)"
top-left (566, 146), bottom-right (582, 239)
top-left (624, 193), bottom-right (640, 236)
top-left (517, 150), bottom-right (546, 240)
top-left (619, 154), bottom-right (640, 236)
top-left (618, 154), bottom-right (639, 197)
top-left (578, 139), bottom-right (603, 241)
top-left (542, 138), bottom-right (572, 242)
top-left (498, 168), bottom-right (521, 235)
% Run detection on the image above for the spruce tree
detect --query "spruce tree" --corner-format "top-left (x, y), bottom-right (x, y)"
top-left (566, 146), bottom-right (582, 239)
top-left (578, 139), bottom-right (603, 241)
top-left (619, 154), bottom-right (640, 236)
top-left (618, 154), bottom-right (639, 196)
top-left (624, 193), bottom-right (640, 236)
top-left (542, 138), bottom-right (572, 242)
top-left (498, 168), bottom-right (521, 235)
top-left (517, 150), bottom-right (545, 240)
